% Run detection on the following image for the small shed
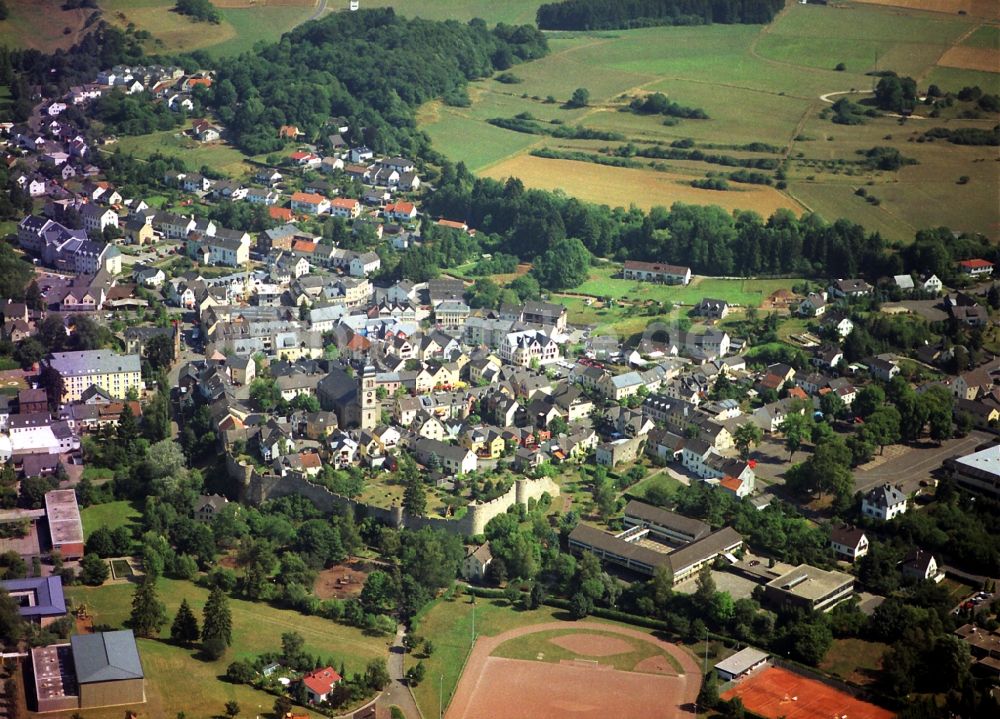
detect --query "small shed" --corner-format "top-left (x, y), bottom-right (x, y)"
top-left (714, 647), bottom-right (769, 683)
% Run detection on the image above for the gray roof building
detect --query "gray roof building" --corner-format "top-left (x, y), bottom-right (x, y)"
top-left (71, 630), bottom-right (144, 683)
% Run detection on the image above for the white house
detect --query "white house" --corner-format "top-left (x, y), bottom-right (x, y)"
top-left (862, 483), bottom-right (907, 521)
top-left (830, 525), bottom-right (869, 563)
top-left (461, 543), bottom-right (493, 581)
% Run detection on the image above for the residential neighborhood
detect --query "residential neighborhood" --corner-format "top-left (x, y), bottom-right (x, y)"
top-left (0, 9), bottom-right (997, 719)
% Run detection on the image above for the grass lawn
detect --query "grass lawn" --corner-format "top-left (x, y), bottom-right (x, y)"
top-left (572, 266), bottom-right (797, 307)
top-left (941, 577), bottom-right (977, 605)
top-left (112, 130), bottom-right (253, 177)
top-left (65, 577), bottom-right (388, 719)
top-left (492, 626), bottom-right (681, 672)
top-left (627, 472), bottom-right (684, 504)
top-left (819, 638), bottom-right (887, 686)
top-left (80, 500), bottom-right (141, 540)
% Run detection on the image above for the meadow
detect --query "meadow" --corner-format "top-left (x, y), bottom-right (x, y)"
top-left (110, 128), bottom-right (254, 176)
top-left (66, 577), bottom-right (388, 719)
top-left (0, 0), bottom-right (92, 52)
top-left (99, 0), bottom-right (317, 57)
top-left (417, 1), bottom-right (999, 241)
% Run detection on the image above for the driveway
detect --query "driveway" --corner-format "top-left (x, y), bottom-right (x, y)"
top-left (378, 625), bottom-right (422, 719)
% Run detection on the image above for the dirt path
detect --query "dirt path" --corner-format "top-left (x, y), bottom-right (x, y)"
top-left (445, 620), bottom-right (700, 719)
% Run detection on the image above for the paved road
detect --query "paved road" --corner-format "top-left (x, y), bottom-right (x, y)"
top-left (853, 430), bottom-right (992, 495)
top-left (378, 625), bottom-right (423, 719)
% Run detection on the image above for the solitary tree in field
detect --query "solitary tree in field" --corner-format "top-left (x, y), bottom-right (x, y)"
top-left (568, 87), bottom-right (590, 108)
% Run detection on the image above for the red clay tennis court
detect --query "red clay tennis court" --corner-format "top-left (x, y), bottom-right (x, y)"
top-left (722, 666), bottom-right (895, 719)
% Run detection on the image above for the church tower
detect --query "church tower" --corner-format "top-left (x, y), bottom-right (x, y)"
top-left (360, 364), bottom-right (377, 430)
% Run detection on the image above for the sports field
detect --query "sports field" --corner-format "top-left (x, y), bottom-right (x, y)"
top-left (446, 621), bottom-right (699, 719)
top-left (722, 666), bottom-right (894, 719)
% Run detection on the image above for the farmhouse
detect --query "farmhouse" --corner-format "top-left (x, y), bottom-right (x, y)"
top-left (622, 260), bottom-right (691, 285)
top-left (462, 542), bottom-right (494, 581)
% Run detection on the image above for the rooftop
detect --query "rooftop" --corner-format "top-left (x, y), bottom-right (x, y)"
top-left (2, 576), bottom-right (66, 617)
top-left (44, 489), bottom-right (83, 548)
top-left (48, 350), bottom-right (140, 377)
top-left (765, 564), bottom-right (854, 602)
top-left (714, 647), bottom-right (769, 676)
top-left (72, 630), bottom-right (144, 683)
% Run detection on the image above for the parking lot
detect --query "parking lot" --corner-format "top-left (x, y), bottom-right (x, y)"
top-left (853, 430), bottom-right (993, 495)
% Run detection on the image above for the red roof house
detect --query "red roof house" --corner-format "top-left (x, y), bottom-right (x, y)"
top-left (958, 259), bottom-right (994, 276)
top-left (269, 206), bottom-right (293, 222)
top-left (302, 667), bottom-right (342, 703)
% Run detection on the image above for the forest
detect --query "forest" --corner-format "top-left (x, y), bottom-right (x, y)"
top-left (535, 0), bottom-right (784, 30)
top-left (207, 9), bottom-right (548, 156)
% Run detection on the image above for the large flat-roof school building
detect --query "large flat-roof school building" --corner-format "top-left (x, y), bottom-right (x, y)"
top-left (32, 630), bottom-right (145, 713)
top-left (568, 502), bottom-right (743, 585)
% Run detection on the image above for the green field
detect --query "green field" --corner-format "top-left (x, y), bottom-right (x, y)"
top-left (962, 24), bottom-right (1000, 49)
top-left (80, 500), bottom-right (141, 540)
top-left (66, 577), bottom-right (387, 719)
top-left (99, 0), bottom-right (316, 57)
top-left (208, 4), bottom-right (321, 58)
top-left (417, 2), bottom-right (998, 241)
top-left (572, 266), bottom-right (797, 307)
top-left (377, 0), bottom-right (543, 24)
top-left (0, 1), bottom-right (91, 53)
top-left (110, 129), bottom-right (253, 176)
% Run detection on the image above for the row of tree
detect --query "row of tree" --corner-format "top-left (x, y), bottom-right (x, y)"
top-left (536, 0), bottom-right (784, 30)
